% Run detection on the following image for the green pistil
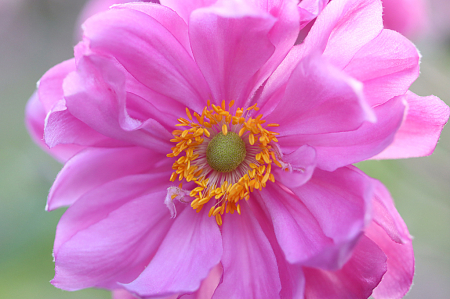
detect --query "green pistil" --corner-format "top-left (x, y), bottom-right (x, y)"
top-left (206, 132), bottom-right (247, 173)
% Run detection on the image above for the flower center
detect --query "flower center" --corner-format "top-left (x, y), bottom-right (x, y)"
top-left (167, 100), bottom-right (281, 225)
top-left (206, 132), bottom-right (246, 172)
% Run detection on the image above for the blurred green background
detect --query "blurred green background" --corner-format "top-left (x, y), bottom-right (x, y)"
top-left (0, 0), bottom-right (449, 298)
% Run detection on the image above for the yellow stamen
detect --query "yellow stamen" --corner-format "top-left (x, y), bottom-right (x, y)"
top-left (167, 102), bottom-right (280, 224)
top-left (222, 124), bottom-right (228, 135)
top-left (186, 107), bottom-right (193, 120)
top-left (215, 214), bottom-right (223, 226)
top-left (238, 127), bottom-right (246, 137)
top-left (249, 133), bottom-right (255, 145)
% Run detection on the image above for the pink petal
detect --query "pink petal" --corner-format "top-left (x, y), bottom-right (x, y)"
top-left (44, 98), bottom-right (119, 149)
top-left (27, 58), bottom-right (89, 161)
top-left (248, 197), bottom-right (307, 299)
top-left (63, 54), bottom-right (173, 152)
top-left (47, 147), bottom-right (166, 211)
top-left (259, 0), bottom-right (383, 110)
top-left (25, 92), bottom-right (46, 146)
top-left (344, 29), bottom-right (420, 107)
top-left (159, 0), bottom-right (216, 24)
top-left (77, 1), bottom-right (161, 39)
top-left (76, 43), bottom-right (188, 130)
top-left (82, 6), bottom-right (211, 113)
top-left (304, 235), bottom-right (387, 299)
top-left (25, 92), bottom-right (85, 163)
top-left (124, 206), bottom-right (222, 298)
top-left (367, 181), bottom-right (414, 299)
top-left (373, 91), bottom-right (450, 159)
top-left (285, 166), bottom-right (374, 269)
top-left (298, 0), bottom-right (328, 29)
top-left (63, 55), bottom-right (135, 133)
top-left (179, 264), bottom-right (223, 299)
top-left (124, 91), bottom-right (182, 131)
top-left (259, 183), bottom-right (333, 266)
top-left (38, 58), bottom-right (75, 112)
top-left (52, 174), bottom-right (175, 290)
top-left (213, 201), bottom-right (281, 299)
top-left (256, 44), bottom-right (304, 113)
top-left (112, 289), bottom-right (139, 299)
top-left (243, 0), bottom-right (300, 108)
top-left (189, 0), bottom-right (276, 107)
top-left (75, 44), bottom-right (185, 132)
top-left (367, 224), bottom-right (414, 299)
top-left (280, 95), bottom-right (406, 171)
top-left (112, 2), bottom-right (192, 56)
top-left (273, 144), bottom-right (317, 189)
top-left (372, 180), bottom-right (411, 244)
top-left (266, 54), bottom-right (375, 136)
top-left (307, 0), bottom-right (383, 69)
top-left (77, 0), bottom-right (120, 40)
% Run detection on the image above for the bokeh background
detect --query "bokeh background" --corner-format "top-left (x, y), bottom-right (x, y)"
top-left (0, 0), bottom-right (449, 298)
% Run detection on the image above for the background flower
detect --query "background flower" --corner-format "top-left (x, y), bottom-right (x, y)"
top-left (0, 0), bottom-right (450, 298)
top-left (381, 0), bottom-right (428, 39)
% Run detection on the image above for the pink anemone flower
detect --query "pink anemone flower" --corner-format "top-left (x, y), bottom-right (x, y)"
top-left (25, 0), bottom-right (449, 298)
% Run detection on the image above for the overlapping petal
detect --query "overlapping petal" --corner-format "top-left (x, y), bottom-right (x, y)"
top-left (179, 265), bottom-right (223, 299)
top-left (83, 5), bottom-right (211, 112)
top-left (245, 0), bottom-right (300, 106)
top-left (213, 202), bottom-right (281, 299)
top-left (371, 180), bottom-right (411, 243)
top-left (266, 166), bottom-right (373, 270)
top-left (77, 0), bottom-right (161, 39)
top-left (279, 95), bottom-right (406, 171)
top-left (298, 0), bottom-right (329, 29)
top-left (368, 224), bottom-right (414, 299)
top-left (25, 92), bottom-right (85, 162)
top-left (303, 236), bottom-right (387, 299)
top-left (26, 59), bottom-right (90, 162)
top-left (312, 0), bottom-right (383, 69)
top-left (258, 0), bottom-right (385, 113)
top-left (189, 0), bottom-right (276, 107)
top-left (343, 29), bottom-right (420, 107)
top-left (52, 173), bottom-right (175, 290)
top-left (259, 183), bottom-right (333, 266)
top-left (247, 198), bottom-right (307, 299)
top-left (112, 289), bottom-right (139, 299)
top-left (38, 59), bottom-right (75, 112)
top-left (368, 181), bottom-right (414, 299)
top-left (265, 0), bottom-right (383, 81)
top-left (160, 0), bottom-right (216, 24)
top-left (47, 147), bottom-right (166, 211)
top-left (272, 145), bottom-right (316, 189)
top-left (124, 206), bottom-right (222, 298)
top-left (61, 54), bottom-right (173, 152)
top-left (44, 98), bottom-right (119, 149)
top-left (113, 2), bottom-right (192, 56)
top-left (373, 91), bottom-right (450, 159)
top-left (266, 53), bottom-right (375, 136)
